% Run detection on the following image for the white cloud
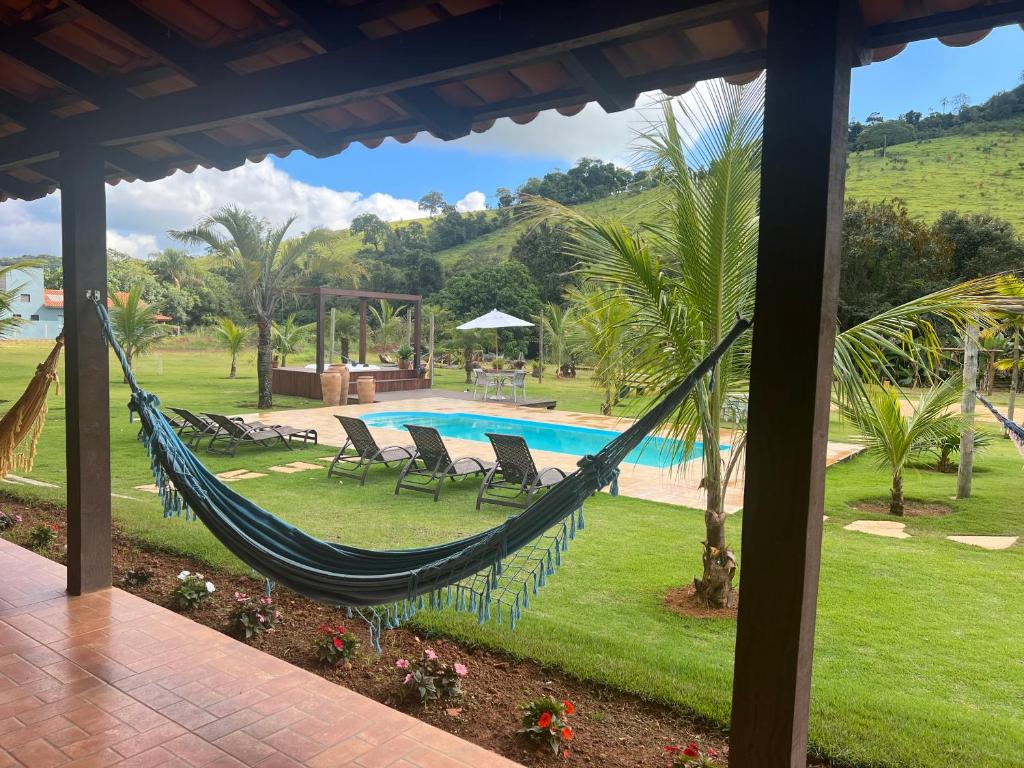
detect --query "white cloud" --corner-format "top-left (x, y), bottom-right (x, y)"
top-left (454, 190), bottom-right (486, 212)
top-left (0, 158), bottom-right (432, 260)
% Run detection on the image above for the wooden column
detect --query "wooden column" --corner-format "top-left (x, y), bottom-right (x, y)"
top-left (315, 290), bottom-right (325, 374)
top-left (60, 143), bottom-right (111, 595)
top-left (412, 301), bottom-right (422, 371)
top-left (730, 2), bottom-right (859, 765)
top-left (957, 323), bottom-right (978, 498)
top-left (358, 300), bottom-right (367, 365)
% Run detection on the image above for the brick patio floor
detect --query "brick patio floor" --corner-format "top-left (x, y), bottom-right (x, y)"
top-left (0, 538), bottom-right (520, 768)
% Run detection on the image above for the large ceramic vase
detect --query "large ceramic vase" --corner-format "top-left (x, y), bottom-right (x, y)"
top-left (320, 371), bottom-right (342, 406)
top-left (357, 375), bottom-right (376, 404)
top-left (331, 365), bottom-right (351, 405)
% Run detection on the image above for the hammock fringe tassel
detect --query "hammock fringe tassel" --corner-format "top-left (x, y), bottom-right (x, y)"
top-left (0, 335), bottom-right (63, 480)
top-left (90, 297), bottom-right (750, 651)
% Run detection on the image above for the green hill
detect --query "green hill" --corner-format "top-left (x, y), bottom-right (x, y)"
top-left (845, 129), bottom-right (1024, 232)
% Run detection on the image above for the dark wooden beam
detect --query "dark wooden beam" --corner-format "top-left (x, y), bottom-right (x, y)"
top-left (0, 171), bottom-right (49, 200)
top-left (562, 46), bottom-right (638, 112)
top-left (6, 6), bottom-right (84, 37)
top-left (620, 49), bottom-right (766, 92)
top-left (413, 301), bottom-right (422, 372)
top-left (388, 90), bottom-right (471, 140)
top-left (359, 300), bottom-right (368, 366)
top-left (867, 0), bottom-right (1024, 48)
top-left (316, 291), bottom-right (325, 375)
top-left (263, 114), bottom-right (349, 157)
top-left (730, 1), bottom-right (859, 765)
top-left (60, 142), bottom-right (111, 596)
top-left (171, 133), bottom-right (248, 172)
top-left (0, 0), bottom-right (764, 169)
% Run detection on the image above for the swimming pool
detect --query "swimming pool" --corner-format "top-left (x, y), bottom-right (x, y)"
top-left (360, 411), bottom-right (722, 469)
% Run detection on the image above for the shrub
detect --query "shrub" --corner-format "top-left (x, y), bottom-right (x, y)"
top-left (0, 510), bottom-right (23, 532)
top-left (121, 566), bottom-right (153, 589)
top-left (519, 697), bottom-right (575, 756)
top-left (171, 570), bottom-right (215, 611)
top-left (396, 649), bottom-right (467, 705)
top-left (664, 741), bottom-right (720, 766)
top-left (929, 427), bottom-right (993, 473)
top-left (396, 344), bottom-right (413, 362)
top-left (231, 592), bottom-right (281, 640)
top-left (26, 523), bottom-right (59, 552)
top-left (313, 624), bottom-right (360, 665)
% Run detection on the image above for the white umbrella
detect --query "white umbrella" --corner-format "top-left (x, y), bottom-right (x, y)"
top-left (457, 308), bottom-right (534, 357)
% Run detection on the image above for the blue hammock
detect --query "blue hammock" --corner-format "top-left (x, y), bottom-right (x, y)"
top-left (94, 299), bottom-right (748, 642)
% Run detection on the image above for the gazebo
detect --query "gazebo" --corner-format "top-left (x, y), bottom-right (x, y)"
top-left (272, 287), bottom-right (428, 399)
top-left (0, 2), bottom-right (1020, 765)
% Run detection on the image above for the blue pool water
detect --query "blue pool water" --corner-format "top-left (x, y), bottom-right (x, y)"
top-left (361, 411), bottom-right (721, 469)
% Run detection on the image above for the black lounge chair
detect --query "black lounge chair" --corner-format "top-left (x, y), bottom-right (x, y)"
top-left (203, 413), bottom-right (317, 456)
top-left (167, 407), bottom-right (239, 449)
top-left (476, 433), bottom-right (567, 510)
top-left (395, 425), bottom-right (493, 501)
top-left (327, 415), bottom-right (415, 485)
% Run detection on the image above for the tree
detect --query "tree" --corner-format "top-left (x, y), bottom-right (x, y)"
top-left (838, 378), bottom-right (961, 515)
top-left (418, 191), bottom-right (445, 216)
top-left (368, 300), bottom-right (408, 353)
top-left (567, 287), bottom-right (631, 415)
top-left (932, 211), bottom-right (1024, 281)
top-left (542, 303), bottom-right (575, 374)
top-left (110, 285), bottom-right (166, 381)
top-left (0, 259), bottom-right (44, 339)
top-left (213, 318), bottom-right (251, 378)
top-left (993, 276), bottom-right (1024, 424)
top-left (511, 221), bottom-right (575, 304)
top-left (495, 187), bottom-right (515, 208)
top-left (854, 120), bottom-right (916, 150)
top-left (151, 248), bottom-right (198, 288)
top-left (436, 260), bottom-right (542, 322)
top-left (899, 109), bottom-right (922, 125)
top-left (271, 314), bottom-right (312, 366)
top-left (456, 329), bottom-right (491, 383)
top-left (332, 309), bottom-right (359, 361)
top-left (350, 214), bottom-right (391, 252)
top-left (171, 207), bottom-right (331, 408)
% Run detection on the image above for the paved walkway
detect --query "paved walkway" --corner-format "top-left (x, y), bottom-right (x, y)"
top-left (247, 396), bottom-right (864, 513)
top-left (0, 538), bottom-right (519, 768)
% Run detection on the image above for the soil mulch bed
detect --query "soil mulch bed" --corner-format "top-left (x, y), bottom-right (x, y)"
top-left (853, 500), bottom-right (954, 518)
top-left (662, 586), bottom-right (738, 621)
top-left (0, 494), bottom-right (833, 767)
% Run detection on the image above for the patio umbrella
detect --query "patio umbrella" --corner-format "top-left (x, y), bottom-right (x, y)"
top-left (457, 308), bottom-right (534, 357)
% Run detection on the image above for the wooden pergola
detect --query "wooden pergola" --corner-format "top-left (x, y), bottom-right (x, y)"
top-left (297, 286), bottom-right (423, 371)
top-left (0, 2), bottom-right (1021, 765)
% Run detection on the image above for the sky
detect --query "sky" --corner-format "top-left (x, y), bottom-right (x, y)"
top-left (1, 25), bottom-right (1021, 260)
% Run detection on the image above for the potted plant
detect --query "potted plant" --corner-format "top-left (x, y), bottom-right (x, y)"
top-left (397, 344), bottom-right (413, 370)
top-left (492, 356), bottom-right (505, 371)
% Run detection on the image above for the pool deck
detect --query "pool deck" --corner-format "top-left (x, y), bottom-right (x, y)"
top-left (247, 395), bottom-right (863, 513)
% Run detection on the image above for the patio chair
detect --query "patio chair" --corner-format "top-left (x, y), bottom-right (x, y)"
top-left (327, 415), bottom-right (415, 485)
top-left (167, 407), bottom-right (241, 449)
top-left (203, 413), bottom-right (317, 456)
top-left (137, 409), bottom-right (188, 442)
top-left (508, 370), bottom-right (528, 403)
top-left (476, 433), bottom-right (567, 510)
top-left (395, 425), bottom-right (493, 501)
top-left (472, 369), bottom-right (502, 400)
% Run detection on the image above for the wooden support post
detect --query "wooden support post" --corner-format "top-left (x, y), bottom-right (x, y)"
top-left (538, 310), bottom-right (545, 382)
top-left (315, 289), bottom-right (325, 374)
top-left (730, 2), bottom-right (858, 765)
top-left (957, 322), bottom-right (979, 498)
top-left (329, 307), bottom-right (336, 364)
top-left (60, 143), bottom-right (111, 595)
top-left (428, 313), bottom-right (435, 382)
top-left (413, 301), bottom-right (423, 372)
top-left (358, 300), bottom-right (367, 365)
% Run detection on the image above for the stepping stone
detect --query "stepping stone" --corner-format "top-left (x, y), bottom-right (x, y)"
top-left (268, 461), bottom-right (323, 474)
top-left (221, 472), bottom-right (266, 481)
top-left (317, 456), bottom-right (337, 462)
top-left (111, 493), bottom-right (141, 501)
top-left (946, 535), bottom-right (1018, 551)
top-left (286, 461), bottom-right (323, 471)
top-left (843, 520), bottom-right (910, 539)
top-left (3, 474), bottom-right (59, 488)
top-left (134, 484), bottom-right (161, 494)
top-left (217, 469), bottom-right (252, 479)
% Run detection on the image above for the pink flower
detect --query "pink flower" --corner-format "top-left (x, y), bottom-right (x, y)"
top-left (396, 658), bottom-right (410, 669)
top-left (257, 615), bottom-right (266, 624)
top-left (424, 649), bottom-right (437, 661)
top-left (233, 592), bottom-right (247, 600)
top-left (453, 662), bottom-right (467, 677)
top-left (403, 673), bottom-right (413, 685)
top-left (260, 596), bottom-right (272, 605)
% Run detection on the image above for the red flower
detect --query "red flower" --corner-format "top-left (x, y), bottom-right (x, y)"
top-left (318, 623), bottom-right (330, 633)
top-left (664, 746), bottom-right (682, 754)
top-left (562, 699), bottom-right (575, 715)
top-left (561, 726), bottom-right (573, 742)
top-left (537, 712), bottom-right (553, 729)
top-left (332, 637), bottom-right (343, 649)
top-left (682, 743), bottom-right (700, 758)
top-left (336, 625), bottom-right (345, 634)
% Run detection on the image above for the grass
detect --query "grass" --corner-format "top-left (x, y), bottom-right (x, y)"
top-left (1, 341), bottom-right (1022, 767)
top-left (846, 128), bottom-right (1024, 231)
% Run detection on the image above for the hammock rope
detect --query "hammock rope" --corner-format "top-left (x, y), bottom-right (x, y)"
top-left (0, 334), bottom-right (63, 480)
top-left (978, 395), bottom-right (1024, 456)
top-left (92, 298), bottom-right (749, 646)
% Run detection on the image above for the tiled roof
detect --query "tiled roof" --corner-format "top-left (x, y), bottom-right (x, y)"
top-left (41, 289), bottom-right (171, 321)
top-left (0, 1), bottom-right (1020, 202)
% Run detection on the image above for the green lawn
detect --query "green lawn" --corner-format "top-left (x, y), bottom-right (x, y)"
top-left (1, 340), bottom-right (1021, 768)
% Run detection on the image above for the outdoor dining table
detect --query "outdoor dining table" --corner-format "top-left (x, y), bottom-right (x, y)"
top-left (481, 370), bottom-right (514, 399)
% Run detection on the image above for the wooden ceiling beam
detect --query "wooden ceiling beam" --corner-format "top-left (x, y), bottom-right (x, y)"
top-left (170, 134), bottom-right (248, 172)
top-left (0, 171), bottom-right (50, 200)
top-left (562, 46), bottom-right (638, 112)
top-left (866, 0), bottom-right (1024, 48)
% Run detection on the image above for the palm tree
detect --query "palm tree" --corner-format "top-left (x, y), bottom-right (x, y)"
top-left (838, 378), bottom-right (962, 515)
top-left (542, 303), bottom-right (575, 376)
top-left (0, 260), bottom-right (43, 340)
top-left (369, 300), bottom-right (408, 353)
top-left (531, 79), bottom-right (998, 607)
top-left (457, 329), bottom-right (491, 383)
top-left (110, 285), bottom-right (166, 381)
top-left (333, 309), bottom-right (359, 361)
top-left (170, 207), bottom-right (331, 408)
top-left (271, 314), bottom-right (312, 366)
top-left (212, 318), bottom-right (251, 379)
top-left (151, 248), bottom-right (198, 288)
top-left (567, 287), bottom-right (632, 415)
